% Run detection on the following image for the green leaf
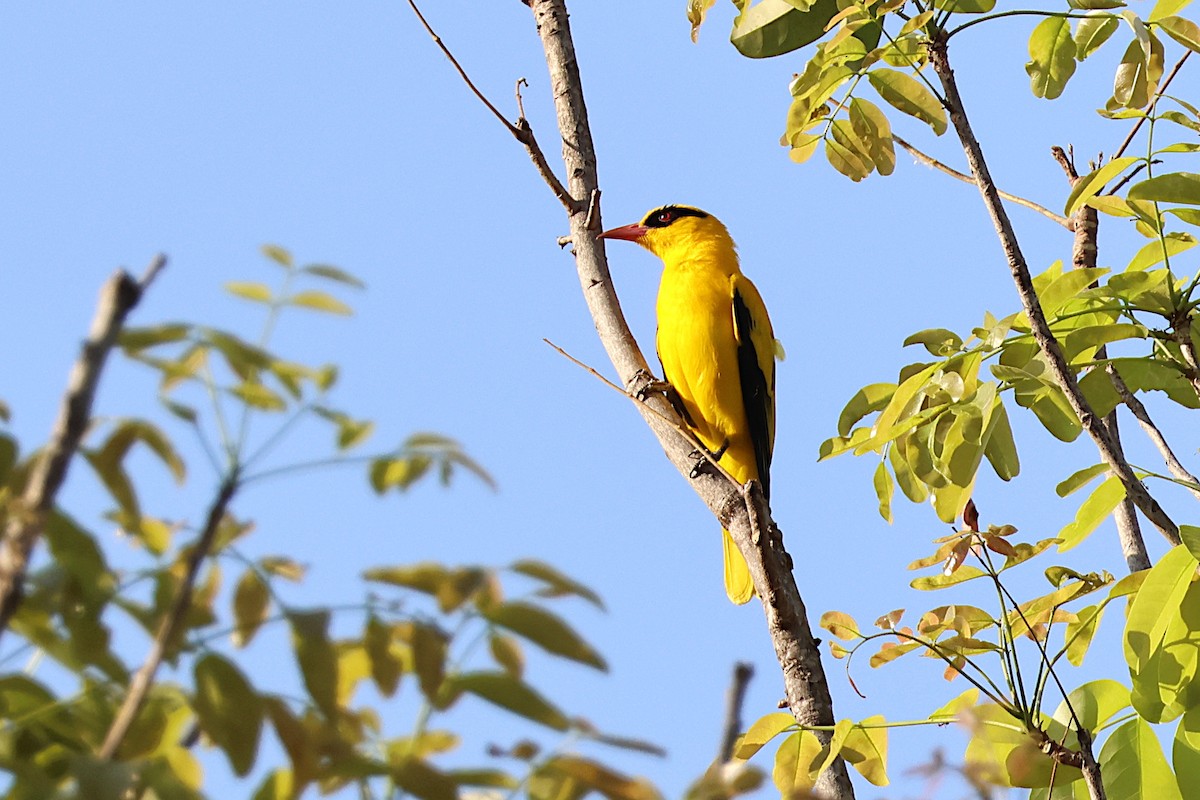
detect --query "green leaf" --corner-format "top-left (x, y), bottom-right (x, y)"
top-left (867, 69), bottom-right (948, 134)
top-left (773, 730), bottom-right (823, 794)
top-left (232, 569), bottom-right (270, 648)
top-left (873, 461), bottom-right (894, 523)
top-left (193, 653), bottom-right (263, 776)
top-left (1129, 172), bottom-right (1200, 204)
top-left (1052, 679), bottom-right (1130, 734)
top-left (1026, 17), bottom-right (1078, 99)
top-left (841, 717), bottom-right (889, 786)
top-left (837, 383), bottom-right (895, 436)
top-left (848, 97), bottom-right (895, 176)
top-left (287, 290), bottom-right (353, 316)
top-left (1065, 157), bottom-right (1140, 215)
top-left (825, 138), bottom-right (871, 182)
top-left (1058, 476), bottom-right (1126, 551)
top-left (1174, 705), bottom-right (1200, 797)
top-left (1157, 15), bottom-right (1200, 51)
top-left (485, 601), bottom-right (607, 671)
top-left (1076, 13), bottom-right (1121, 59)
top-left (300, 263), bottom-right (366, 288)
top-left (1125, 544), bottom-right (1198, 672)
top-left (1128, 233), bottom-right (1199, 271)
top-left (903, 328), bottom-right (963, 356)
top-left (1113, 37), bottom-right (1151, 109)
top-left (930, 0), bottom-right (995, 13)
top-left (489, 632), bottom-right (525, 678)
top-left (1181, 525), bottom-right (1200, 560)
top-left (1057, 463), bottom-right (1109, 497)
top-left (1150, 0), bottom-right (1192, 19)
top-left (1100, 718), bottom-right (1183, 800)
top-left (119, 322), bottom-right (192, 353)
top-left (288, 610), bottom-right (339, 717)
top-left (983, 400), bottom-right (1019, 481)
top-left (1037, 267), bottom-right (1109, 314)
top-left (1065, 604), bottom-right (1104, 665)
top-left (736, 712), bottom-right (796, 760)
top-left (510, 559), bottom-right (606, 609)
top-left (731, 0), bottom-right (840, 58)
top-left (225, 281), bottom-right (273, 304)
top-left (262, 244), bottom-right (293, 268)
top-left (231, 381), bottom-right (287, 411)
top-left (448, 671), bottom-right (569, 731)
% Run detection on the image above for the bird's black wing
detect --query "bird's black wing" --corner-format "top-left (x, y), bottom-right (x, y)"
top-left (731, 280), bottom-right (775, 501)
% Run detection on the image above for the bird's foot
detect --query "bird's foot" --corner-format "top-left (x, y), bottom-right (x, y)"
top-left (688, 439), bottom-right (730, 479)
top-left (628, 368), bottom-right (671, 401)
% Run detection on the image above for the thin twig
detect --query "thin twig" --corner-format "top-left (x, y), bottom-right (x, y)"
top-left (0, 255), bottom-right (167, 639)
top-left (895, 135), bottom-right (1070, 228)
top-left (98, 472), bottom-right (238, 759)
top-left (928, 32), bottom-right (1179, 547)
top-left (1108, 365), bottom-right (1200, 502)
top-left (405, 0), bottom-right (579, 212)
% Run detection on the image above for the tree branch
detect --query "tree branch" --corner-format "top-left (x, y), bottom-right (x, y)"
top-left (523, 2), bottom-right (855, 796)
top-left (405, 0), bottom-right (579, 213)
top-left (717, 662), bottom-right (754, 764)
top-left (896, 135), bottom-right (1070, 228)
top-left (1052, 145), bottom-right (1150, 572)
top-left (0, 255), bottom-right (166, 639)
top-left (928, 32), bottom-right (1179, 547)
top-left (98, 471), bottom-right (238, 759)
top-left (1107, 365), bottom-right (1200, 502)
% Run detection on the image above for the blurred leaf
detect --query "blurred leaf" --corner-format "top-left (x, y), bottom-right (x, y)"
top-left (225, 282), bottom-right (273, 304)
top-left (260, 556), bottom-right (306, 582)
top-left (288, 290), bottom-right (353, 316)
top-left (392, 757), bottom-right (457, 800)
top-left (1026, 17), bottom-right (1077, 98)
top-left (232, 569), bottom-right (270, 648)
top-left (490, 632), bottom-right (525, 677)
top-left (288, 610), bottom-right (339, 717)
top-left (538, 755), bottom-right (661, 800)
top-left (485, 601), bottom-right (607, 671)
top-left (448, 671), bottom-right (569, 731)
top-left (365, 563), bottom-right (489, 613)
top-left (300, 263), bottom-right (366, 288)
top-left (511, 559), bottom-right (605, 609)
top-left (262, 244), bottom-right (293, 268)
top-left (119, 322), bottom-right (192, 353)
top-left (867, 69), bottom-right (947, 134)
top-left (873, 460), bottom-right (894, 522)
top-left (231, 381), bottom-right (287, 411)
top-left (365, 615), bottom-right (405, 697)
top-left (193, 653), bottom-right (263, 776)
top-left (411, 622), bottom-right (448, 701)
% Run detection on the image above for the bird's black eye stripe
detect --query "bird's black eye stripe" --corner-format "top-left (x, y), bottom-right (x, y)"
top-left (643, 205), bottom-right (709, 228)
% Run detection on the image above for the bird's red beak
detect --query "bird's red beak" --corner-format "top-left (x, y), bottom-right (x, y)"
top-left (597, 223), bottom-right (649, 242)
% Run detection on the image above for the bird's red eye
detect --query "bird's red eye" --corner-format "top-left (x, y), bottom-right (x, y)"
top-left (658, 211), bottom-right (674, 223)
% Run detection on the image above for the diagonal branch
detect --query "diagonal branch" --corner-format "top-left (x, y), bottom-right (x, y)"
top-left (98, 471), bottom-right (238, 759)
top-left (1106, 365), bottom-right (1200, 502)
top-left (927, 31), bottom-right (1179, 547)
top-left (896, 135), bottom-right (1070, 228)
top-left (0, 255), bottom-right (166, 640)
top-left (405, 0), bottom-right (579, 213)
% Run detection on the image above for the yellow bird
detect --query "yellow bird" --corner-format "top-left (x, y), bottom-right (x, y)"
top-left (599, 205), bottom-right (777, 604)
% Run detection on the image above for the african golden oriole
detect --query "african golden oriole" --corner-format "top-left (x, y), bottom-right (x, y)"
top-left (599, 205), bottom-right (777, 605)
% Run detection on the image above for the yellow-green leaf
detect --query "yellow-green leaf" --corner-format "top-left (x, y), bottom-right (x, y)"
top-left (288, 610), bottom-right (339, 717)
top-left (193, 653), bottom-right (263, 776)
top-left (287, 290), bottom-right (353, 316)
top-left (1026, 17), bottom-right (1078, 99)
top-left (1058, 476), bottom-right (1126, 551)
top-left (485, 601), bottom-right (607, 671)
top-left (232, 569), bottom-right (270, 648)
top-left (867, 68), bottom-right (948, 134)
top-left (1065, 156), bottom-right (1140, 215)
top-left (225, 282), bottom-right (273, 304)
top-left (736, 712), bottom-right (796, 760)
top-left (448, 671), bottom-right (569, 731)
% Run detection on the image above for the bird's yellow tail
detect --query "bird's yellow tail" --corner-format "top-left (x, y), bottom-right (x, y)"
top-left (722, 528), bottom-right (755, 604)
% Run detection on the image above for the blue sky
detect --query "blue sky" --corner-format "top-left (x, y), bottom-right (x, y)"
top-left (0, 1), bottom-right (1193, 798)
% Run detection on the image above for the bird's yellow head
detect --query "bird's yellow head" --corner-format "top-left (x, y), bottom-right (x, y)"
top-left (598, 204), bottom-right (737, 265)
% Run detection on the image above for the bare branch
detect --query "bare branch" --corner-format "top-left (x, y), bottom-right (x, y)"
top-left (1108, 365), bottom-right (1200, 503)
top-left (895, 135), bottom-right (1070, 228)
top-left (928, 33), bottom-right (1179, 547)
top-left (98, 472), bottom-right (238, 759)
top-left (0, 255), bottom-right (166, 638)
top-left (405, 0), bottom-right (579, 212)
